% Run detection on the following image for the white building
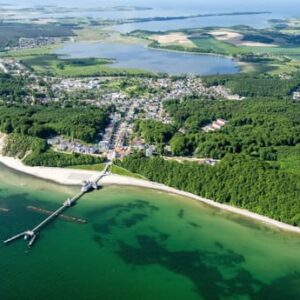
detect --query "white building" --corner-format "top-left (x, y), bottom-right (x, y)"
top-left (293, 92), bottom-right (300, 101)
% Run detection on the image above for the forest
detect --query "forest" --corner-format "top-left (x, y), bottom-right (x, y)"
top-left (1, 60), bottom-right (300, 226)
top-left (134, 97), bottom-right (300, 160)
top-left (116, 153), bottom-right (300, 226)
top-left (0, 104), bottom-right (110, 143)
top-left (121, 71), bottom-right (300, 226)
top-left (202, 73), bottom-right (300, 97)
top-left (0, 74), bottom-right (30, 102)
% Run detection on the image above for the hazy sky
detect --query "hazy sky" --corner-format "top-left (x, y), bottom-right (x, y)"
top-left (5, 0), bottom-right (298, 9)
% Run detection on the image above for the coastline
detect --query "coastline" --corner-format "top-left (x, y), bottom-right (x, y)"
top-left (0, 154), bottom-right (300, 234)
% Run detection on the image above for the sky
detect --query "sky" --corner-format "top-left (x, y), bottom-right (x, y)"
top-left (4, 0), bottom-right (298, 9)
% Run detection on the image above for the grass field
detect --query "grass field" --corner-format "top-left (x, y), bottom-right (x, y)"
top-left (191, 37), bottom-right (300, 60)
top-left (69, 163), bottom-right (146, 179)
top-left (191, 37), bottom-right (241, 55)
top-left (0, 43), bottom-right (59, 58)
top-left (53, 64), bottom-right (151, 77)
top-left (237, 61), bottom-right (272, 73)
top-left (111, 165), bottom-right (146, 179)
top-left (268, 61), bottom-right (300, 75)
top-left (68, 163), bottom-right (105, 172)
top-left (21, 54), bottom-right (115, 76)
top-left (241, 45), bottom-right (300, 57)
top-left (75, 27), bottom-right (147, 45)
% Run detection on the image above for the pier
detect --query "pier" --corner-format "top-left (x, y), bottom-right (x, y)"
top-left (3, 163), bottom-right (111, 248)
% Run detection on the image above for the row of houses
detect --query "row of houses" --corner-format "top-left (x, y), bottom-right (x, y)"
top-left (52, 78), bottom-right (101, 92)
top-left (202, 119), bottom-right (228, 132)
top-left (47, 137), bottom-right (98, 155)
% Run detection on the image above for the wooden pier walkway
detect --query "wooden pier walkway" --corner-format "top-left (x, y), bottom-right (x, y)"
top-left (3, 163), bottom-right (111, 248)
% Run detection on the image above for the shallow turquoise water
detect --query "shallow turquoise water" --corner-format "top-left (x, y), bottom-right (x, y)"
top-left (0, 164), bottom-right (300, 300)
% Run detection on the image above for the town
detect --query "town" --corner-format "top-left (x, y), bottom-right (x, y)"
top-left (0, 57), bottom-right (242, 161)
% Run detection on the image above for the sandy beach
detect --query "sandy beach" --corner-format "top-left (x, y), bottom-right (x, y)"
top-left (0, 154), bottom-right (299, 234)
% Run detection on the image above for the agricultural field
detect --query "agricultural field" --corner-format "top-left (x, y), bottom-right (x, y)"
top-left (240, 45), bottom-right (300, 57)
top-left (74, 27), bottom-right (145, 45)
top-left (191, 36), bottom-right (240, 54)
top-left (145, 27), bottom-right (300, 58)
top-left (209, 30), bottom-right (276, 47)
top-left (130, 21), bottom-right (300, 74)
top-left (150, 32), bottom-right (196, 48)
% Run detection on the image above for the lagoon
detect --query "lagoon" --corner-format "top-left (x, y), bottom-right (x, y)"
top-left (55, 42), bottom-right (239, 75)
top-left (0, 164), bottom-right (300, 300)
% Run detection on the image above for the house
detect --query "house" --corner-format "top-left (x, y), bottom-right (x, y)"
top-left (205, 159), bottom-right (219, 166)
top-left (202, 119), bottom-right (228, 133)
top-left (146, 146), bottom-right (155, 157)
top-left (293, 92), bottom-right (300, 101)
top-left (131, 138), bottom-right (146, 151)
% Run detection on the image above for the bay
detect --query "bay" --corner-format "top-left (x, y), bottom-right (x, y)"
top-left (0, 164), bottom-right (299, 300)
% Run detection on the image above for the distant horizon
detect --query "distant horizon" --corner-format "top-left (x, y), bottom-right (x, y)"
top-left (2, 0), bottom-right (299, 20)
top-left (1, 0), bottom-right (298, 11)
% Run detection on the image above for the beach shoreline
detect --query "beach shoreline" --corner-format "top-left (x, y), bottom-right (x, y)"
top-left (0, 154), bottom-right (299, 234)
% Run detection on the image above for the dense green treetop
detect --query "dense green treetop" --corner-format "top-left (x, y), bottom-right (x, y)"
top-left (162, 98), bottom-right (300, 159)
top-left (202, 73), bottom-right (300, 97)
top-left (0, 74), bottom-right (30, 102)
top-left (116, 153), bottom-right (300, 226)
top-left (0, 104), bottom-right (110, 143)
